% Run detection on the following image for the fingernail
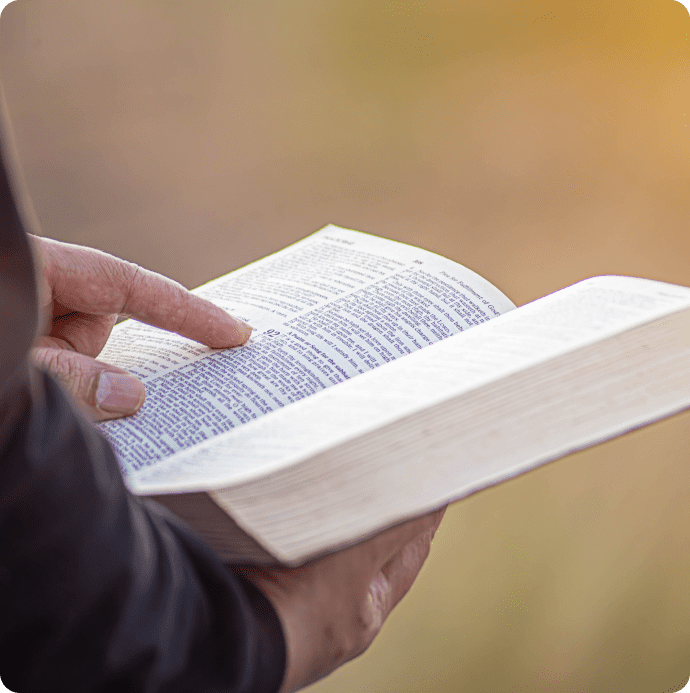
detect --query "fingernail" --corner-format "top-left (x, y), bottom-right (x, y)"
top-left (236, 318), bottom-right (253, 334)
top-left (230, 317), bottom-right (253, 343)
top-left (96, 372), bottom-right (146, 414)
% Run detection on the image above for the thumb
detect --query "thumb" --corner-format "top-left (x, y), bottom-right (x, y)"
top-left (31, 345), bottom-right (146, 422)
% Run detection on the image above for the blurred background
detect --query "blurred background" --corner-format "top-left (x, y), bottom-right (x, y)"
top-left (2, 0), bottom-right (690, 690)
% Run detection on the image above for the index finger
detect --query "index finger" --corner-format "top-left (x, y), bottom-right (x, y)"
top-left (35, 235), bottom-right (252, 348)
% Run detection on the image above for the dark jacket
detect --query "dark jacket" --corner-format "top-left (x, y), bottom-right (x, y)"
top-left (0, 79), bottom-right (285, 693)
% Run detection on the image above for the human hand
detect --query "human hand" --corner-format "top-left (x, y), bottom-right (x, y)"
top-left (29, 235), bottom-right (252, 422)
top-left (236, 507), bottom-right (446, 693)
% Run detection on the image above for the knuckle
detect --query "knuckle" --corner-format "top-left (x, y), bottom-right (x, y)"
top-left (350, 612), bottom-right (377, 657)
top-left (323, 624), bottom-right (351, 665)
top-left (33, 348), bottom-right (91, 398)
top-left (48, 349), bottom-right (75, 378)
top-left (30, 346), bottom-right (51, 370)
top-left (342, 599), bottom-right (384, 662)
top-left (321, 606), bottom-right (378, 669)
top-left (118, 261), bottom-right (143, 315)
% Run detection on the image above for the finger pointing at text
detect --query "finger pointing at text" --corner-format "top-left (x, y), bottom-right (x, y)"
top-left (29, 235), bottom-right (252, 422)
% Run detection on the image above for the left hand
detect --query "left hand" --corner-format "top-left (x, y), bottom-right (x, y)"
top-left (236, 507), bottom-right (447, 693)
top-left (29, 235), bottom-right (252, 422)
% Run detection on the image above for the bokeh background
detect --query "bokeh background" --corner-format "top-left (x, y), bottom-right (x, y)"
top-left (2, 1), bottom-right (690, 690)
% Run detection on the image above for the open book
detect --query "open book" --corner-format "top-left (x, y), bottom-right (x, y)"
top-left (97, 225), bottom-right (690, 566)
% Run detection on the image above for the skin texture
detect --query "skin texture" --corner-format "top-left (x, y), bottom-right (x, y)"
top-left (29, 234), bottom-right (252, 421)
top-left (236, 508), bottom-right (446, 693)
top-left (30, 233), bottom-right (445, 692)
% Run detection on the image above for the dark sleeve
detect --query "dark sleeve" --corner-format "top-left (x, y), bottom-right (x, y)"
top-left (0, 79), bottom-right (285, 693)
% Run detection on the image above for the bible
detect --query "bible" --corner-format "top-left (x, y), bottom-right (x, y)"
top-left (97, 225), bottom-right (690, 566)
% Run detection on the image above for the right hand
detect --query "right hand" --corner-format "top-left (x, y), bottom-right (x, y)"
top-left (28, 235), bottom-right (252, 422)
top-left (236, 506), bottom-right (446, 693)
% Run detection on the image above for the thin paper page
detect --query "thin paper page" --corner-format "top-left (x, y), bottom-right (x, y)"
top-left (97, 226), bottom-right (515, 477)
top-left (225, 307), bottom-right (690, 563)
top-left (128, 275), bottom-right (690, 493)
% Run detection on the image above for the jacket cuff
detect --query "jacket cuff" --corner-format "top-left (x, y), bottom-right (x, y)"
top-left (235, 574), bottom-right (287, 693)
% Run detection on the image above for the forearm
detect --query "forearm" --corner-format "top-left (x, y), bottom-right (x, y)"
top-left (0, 78), bottom-right (285, 687)
top-left (0, 366), bottom-right (285, 692)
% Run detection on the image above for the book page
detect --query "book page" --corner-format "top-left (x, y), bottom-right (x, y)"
top-left (97, 225), bottom-right (515, 477)
top-left (127, 275), bottom-right (690, 495)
